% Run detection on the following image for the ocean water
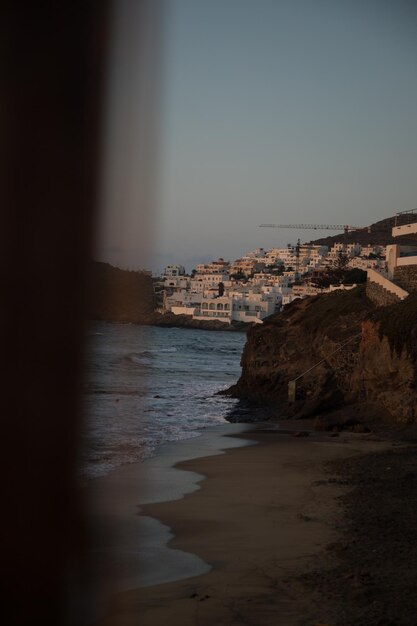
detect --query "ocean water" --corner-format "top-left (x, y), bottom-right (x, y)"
top-left (84, 322), bottom-right (246, 478)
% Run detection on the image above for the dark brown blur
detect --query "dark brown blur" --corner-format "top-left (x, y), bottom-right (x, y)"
top-left (0, 2), bottom-right (109, 625)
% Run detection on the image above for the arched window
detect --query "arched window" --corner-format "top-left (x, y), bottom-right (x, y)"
top-left (202, 302), bottom-right (208, 309)
top-left (209, 302), bottom-right (215, 310)
top-left (217, 303), bottom-right (224, 310)
top-left (224, 303), bottom-right (230, 310)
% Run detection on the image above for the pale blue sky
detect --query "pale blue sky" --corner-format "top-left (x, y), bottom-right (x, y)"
top-left (153, 0), bottom-right (417, 272)
top-left (97, 0), bottom-right (417, 272)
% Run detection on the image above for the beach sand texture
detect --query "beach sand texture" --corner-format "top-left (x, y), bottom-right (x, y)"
top-left (94, 430), bottom-right (389, 626)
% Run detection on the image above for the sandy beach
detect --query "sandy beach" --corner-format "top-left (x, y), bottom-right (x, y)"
top-left (91, 426), bottom-right (397, 626)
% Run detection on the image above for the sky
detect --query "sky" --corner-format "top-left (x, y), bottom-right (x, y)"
top-left (97, 0), bottom-right (417, 273)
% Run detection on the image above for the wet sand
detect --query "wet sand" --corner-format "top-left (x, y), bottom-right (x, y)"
top-left (86, 424), bottom-right (255, 619)
top-left (93, 428), bottom-right (390, 626)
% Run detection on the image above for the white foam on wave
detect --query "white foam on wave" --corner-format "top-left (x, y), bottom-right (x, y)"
top-left (84, 323), bottom-right (246, 479)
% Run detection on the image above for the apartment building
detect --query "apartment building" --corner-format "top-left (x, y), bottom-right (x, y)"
top-left (163, 264), bottom-right (186, 277)
top-left (229, 258), bottom-right (264, 276)
top-left (195, 258), bottom-right (230, 274)
top-left (189, 273), bottom-right (229, 293)
top-left (192, 291), bottom-right (276, 324)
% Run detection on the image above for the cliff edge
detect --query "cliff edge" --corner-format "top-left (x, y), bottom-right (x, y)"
top-left (227, 286), bottom-right (417, 423)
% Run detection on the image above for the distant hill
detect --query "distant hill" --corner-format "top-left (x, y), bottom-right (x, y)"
top-left (88, 261), bottom-right (156, 323)
top-left (87, 262), bottom-right (250, 331)
top-left (309, 215), bottom-right (417, 247)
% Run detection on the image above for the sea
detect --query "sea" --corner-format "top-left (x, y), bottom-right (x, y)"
top-left (83, 322), bottom-right (247, 479)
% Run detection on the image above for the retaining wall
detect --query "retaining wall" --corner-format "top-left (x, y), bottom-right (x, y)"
top-left (366, 280), bottom-right (403, 307)
top-left (394, 265), bottom-right (417, 292)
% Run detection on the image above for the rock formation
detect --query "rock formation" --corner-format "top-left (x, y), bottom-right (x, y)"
top-left (227, 286), bottom-right (417, 423)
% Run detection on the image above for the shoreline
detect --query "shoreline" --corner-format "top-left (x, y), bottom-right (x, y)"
top-left (91, 315), bottom-right (254, 332)
top-left (86, 423), bottom-right (256, 618)
top-left (93, 425), bottom-right (393, 626)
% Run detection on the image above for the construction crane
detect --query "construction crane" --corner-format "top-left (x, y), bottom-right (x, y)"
top-left (259, 223), bottom-right (369, 235)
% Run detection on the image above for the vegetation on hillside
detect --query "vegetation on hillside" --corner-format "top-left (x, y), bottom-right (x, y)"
top-left (311, 261), bottom-right (367, 289)
top-left (88, 261), bottom-right (155, 323)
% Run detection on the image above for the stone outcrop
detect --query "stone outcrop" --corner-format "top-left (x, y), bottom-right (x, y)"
top-left (227, 286), bottom-right (417, 423)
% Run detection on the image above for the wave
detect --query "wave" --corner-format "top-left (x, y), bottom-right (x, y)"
top-left (119, 348), bottom-right (179, 365)
top-left (86, 387), bottom-right (147, 397)
top-left (117, 353), bottom-right (153, 366)
top-left (188, 345), bottom-right (241, 355)
top-left (137, 347), bottom-right (178, 356)
top-left (84, 323), bottom-right (246, 478)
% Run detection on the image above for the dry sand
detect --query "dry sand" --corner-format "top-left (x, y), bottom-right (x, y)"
top-left (95, 430), bottom-right (390, 626)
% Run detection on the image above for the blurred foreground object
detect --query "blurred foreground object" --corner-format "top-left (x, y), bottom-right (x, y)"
top-left (0, 2), bottom-right (108, 624)
top-left (0, 1), bottom-right (162, 622)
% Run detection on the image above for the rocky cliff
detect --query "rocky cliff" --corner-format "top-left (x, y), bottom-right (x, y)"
top-left (227, 286), bottom-right (417, 423)
top-left (359, 293), bottom-right (417, 422)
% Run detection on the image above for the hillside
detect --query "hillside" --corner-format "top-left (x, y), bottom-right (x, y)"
top-left (309, 215), bottom-right (417, 247)
top-left (88, 262), bottom-right (156, 323)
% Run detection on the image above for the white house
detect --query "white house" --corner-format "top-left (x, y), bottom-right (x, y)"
top-left (164, 264), bottom-right (186, 277)
top-left (192, 292), bottom-right (276, 324)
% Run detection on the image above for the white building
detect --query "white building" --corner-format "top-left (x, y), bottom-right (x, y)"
top-left (327, 242), bottom-right (361, 263)
top-left (164, 276), bottom-right (190, 289)
top-left (192, 292), bottom-right (276, 324)
top-left (164, 264), bottom-right (186, 277)
top-left (189, 273), bottom-right (229, 292)
top-left (348, 257), bottom-right (383, 271)
top-left (164, 289), bottom-right (203, 312)
top-left (194, 258), bottom-right (230, 274)
top-left (360, 245), bottom-right (385, 258)
top-left (230, 258), bottom-right (264, 276)
top-left (282, 293), bottom-right (301, 306)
